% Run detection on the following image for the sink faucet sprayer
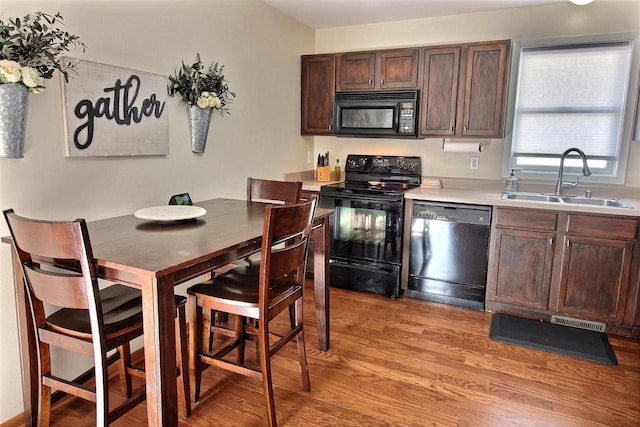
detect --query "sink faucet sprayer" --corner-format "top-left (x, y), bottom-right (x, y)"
top-left (554, 148), bottom-right (592, 195)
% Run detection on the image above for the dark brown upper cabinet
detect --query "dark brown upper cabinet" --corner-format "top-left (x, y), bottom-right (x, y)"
top-left (420, 40), bottom-right (510, 138)
top-left (337, 48), bottom-right (419, 91)
top-left (419, 46), bottom-right (461, 136)
top-left (301, 40), bottom-right (510, 137)
top-left (301, 54), bottom-right (336, 135)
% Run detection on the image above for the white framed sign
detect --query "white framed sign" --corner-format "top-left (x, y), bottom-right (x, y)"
top-left (62, 59), bottom-right (169, 157)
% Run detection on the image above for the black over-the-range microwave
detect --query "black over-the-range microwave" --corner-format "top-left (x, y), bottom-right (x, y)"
top-left (333, 90), bottom-right (419, 138)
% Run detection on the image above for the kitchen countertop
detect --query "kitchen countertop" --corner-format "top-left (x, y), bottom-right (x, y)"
top-left (292, 169), bottom-right (640, 217)
top-left (301, 179), bottom-right (341, 192)
top-left (406, 186), bottom-right (640, 218)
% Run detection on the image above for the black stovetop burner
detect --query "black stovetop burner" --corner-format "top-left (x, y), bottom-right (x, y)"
top-left (321, 154), bottom-right (421, 197)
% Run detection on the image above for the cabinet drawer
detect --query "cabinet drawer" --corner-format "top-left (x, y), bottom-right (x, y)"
top-left (565, 214), bottom-right (638, 240)
top-left (494, 208), bottom-right (557, 231)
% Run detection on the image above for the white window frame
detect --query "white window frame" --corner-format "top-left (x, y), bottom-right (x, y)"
top-left (502, 33), bottom-right (640, 185)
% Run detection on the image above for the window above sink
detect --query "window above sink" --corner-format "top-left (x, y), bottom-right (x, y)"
top-left (502, 33), bottom-right (640, 186)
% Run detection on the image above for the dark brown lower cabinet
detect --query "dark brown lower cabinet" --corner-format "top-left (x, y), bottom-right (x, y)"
top-left (486, 207), bottom-right (640, 337)
top-left (489, 228), bottom-right (555, 311)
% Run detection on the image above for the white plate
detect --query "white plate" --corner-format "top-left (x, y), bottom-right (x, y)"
top-left (134, 205), bottom-right (206, 222)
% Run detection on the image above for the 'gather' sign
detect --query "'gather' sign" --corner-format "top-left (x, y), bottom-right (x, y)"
top-left (62, 59), bottom-right (169, 157)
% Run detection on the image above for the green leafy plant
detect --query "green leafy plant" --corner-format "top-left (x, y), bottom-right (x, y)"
top-left (167, 54), bottom-right (236, 115)
top-left (0, 11), bottom-right (86, 92)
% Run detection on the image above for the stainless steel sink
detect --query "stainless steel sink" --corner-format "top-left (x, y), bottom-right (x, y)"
top-left (561, 196), bottom-right (633, 208)
top-left (501, 192), bottom-right (633, 209)
top-left (502, 193), bottom-right (563, 203)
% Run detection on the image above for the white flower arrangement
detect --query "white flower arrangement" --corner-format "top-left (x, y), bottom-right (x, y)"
top-left (167, 54), bottom-right (235, 114)
top-left (196, 91), bottom-right (222, 109)
top-left (0, 60), bottom-right (45, 93)
top-left (0, 12), bottom-right (86, 94)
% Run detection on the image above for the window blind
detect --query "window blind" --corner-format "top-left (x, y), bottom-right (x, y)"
top-left (511, 43), bottom-right (631, 170)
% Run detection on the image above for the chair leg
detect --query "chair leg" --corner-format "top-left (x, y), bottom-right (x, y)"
top-left (235, 315), bottom-right (246, 365)
top-left (94, 354), bottom-right (111, 426)
top-left (38, 342), bottom-right (52, 427)
top-left (175, 303), bottom-right (191, 418)
top-left (203, 309), bottom-right (213, 352)
top-left (294, 299), bottom-right (311, 391)
top-left (117, 342), bottom-right (133, 397)
top-left (188, 294), bottom-right (203, 403)
top-left (258, 321), bottom-right (277, 427)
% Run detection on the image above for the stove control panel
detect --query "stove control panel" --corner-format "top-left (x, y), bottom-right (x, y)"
top-left (345, 155), bottom-right (421, 177)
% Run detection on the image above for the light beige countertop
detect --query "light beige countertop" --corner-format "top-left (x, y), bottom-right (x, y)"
top-left (283, 170), bottom-right (342, 192)
top-left (287, 170), bottom-right (640, 217)
top-left (406, 186), bottom-right (640, 218)
top-left (300, 179), bottom-right (340, 192)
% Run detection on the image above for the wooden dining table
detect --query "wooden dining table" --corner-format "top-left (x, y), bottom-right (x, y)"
top-left (5, 198), bottom-right (333, 427)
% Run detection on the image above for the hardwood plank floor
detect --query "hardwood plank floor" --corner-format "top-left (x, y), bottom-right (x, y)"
top-left (17, 281), bottom-right (640, 426)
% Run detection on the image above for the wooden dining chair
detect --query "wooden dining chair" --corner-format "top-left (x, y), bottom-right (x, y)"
top-left (246, 177), bottom-right (303, 205)
top-left (204, 177), bottom-right (304, 350)
top-left (187, 197), bottom-right (317, 426)
top-left (3, 209), bottom-right (190, 426)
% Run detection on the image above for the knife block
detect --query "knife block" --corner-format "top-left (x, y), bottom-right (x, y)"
top-left (316, 166), bottom-right (330, 182)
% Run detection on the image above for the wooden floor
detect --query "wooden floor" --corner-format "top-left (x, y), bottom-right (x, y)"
top-left (21, 281), bottom-right (640, 426)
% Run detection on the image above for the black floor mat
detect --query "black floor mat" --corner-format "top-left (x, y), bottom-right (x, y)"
top-left (489, 313), bottom-right (617, 365)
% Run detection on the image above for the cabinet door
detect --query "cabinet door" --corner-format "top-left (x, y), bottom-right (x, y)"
top-left (420, 47), bottom-right (460, 136)
top-left (378, 49), bottom-right (419, 89)
top-left (487, 228), bottom-right (555, 310)
top-left (301, 55), bottom-right (336, 135)
top-left (458, 41), bottom-right (509, 137)
top-left (557, 235), bottom-right (634, 323)
top-left (338, 52), bottom-right (376, 90)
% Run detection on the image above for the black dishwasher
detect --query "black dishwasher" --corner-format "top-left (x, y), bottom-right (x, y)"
top-left (404, 201), bottom-right (492, 310)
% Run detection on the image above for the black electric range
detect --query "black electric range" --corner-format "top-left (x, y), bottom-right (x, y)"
top-left (319, 155), bottom-right (421, 298)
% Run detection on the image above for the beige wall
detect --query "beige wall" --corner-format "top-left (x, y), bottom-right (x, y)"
top-left (313, 0), bottom-right (640, 188)
top-left (0, 0), bottom-right (315, 421)
top-left (1, 0), bottom-right (639, 422)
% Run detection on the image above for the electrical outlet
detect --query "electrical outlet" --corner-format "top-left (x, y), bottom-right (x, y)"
top-left (470, 157), bottom-right (479, 170)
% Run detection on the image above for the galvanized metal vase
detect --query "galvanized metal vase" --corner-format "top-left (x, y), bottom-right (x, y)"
top-left (189, 105), bottom-right (213, 153)
top-left (0, 83), bottom-right (29, 159)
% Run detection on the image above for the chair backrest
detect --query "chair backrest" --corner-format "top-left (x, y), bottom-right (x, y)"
top-left (3, 209), bottom-right (107, 349)
top-left (258, 197), bottom-right (316, 311)
top-left (247, 177), bottom-right (303, 204)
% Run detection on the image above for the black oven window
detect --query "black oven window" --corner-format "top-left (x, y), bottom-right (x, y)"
top-left (341, 107), bottom-right (393, 129)
top-left (333, 205), bottom-right (402, 263)
top-left (336, 206), bottom-right (387, 244)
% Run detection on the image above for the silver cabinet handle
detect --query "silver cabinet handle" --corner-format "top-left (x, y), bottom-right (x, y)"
top-left (451, 126), bottom-right (454, 132)
top-left (381, 77), bottom-right (385, 85)
top-left (368, 78), bottom-right (372, 86)
top-left (463, 125), bottom-right (468, 132)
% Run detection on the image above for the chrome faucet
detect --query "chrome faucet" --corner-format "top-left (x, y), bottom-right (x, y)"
top-left (554, 148), bottom-right (592, 195)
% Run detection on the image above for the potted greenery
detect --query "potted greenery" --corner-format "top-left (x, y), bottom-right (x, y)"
top-left (0, 12), bottom-right (86, 158)
top-left (167, 54), bottom-right (236, 153)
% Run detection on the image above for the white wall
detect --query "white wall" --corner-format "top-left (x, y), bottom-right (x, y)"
top-left (0, 0), bottom-right (315, 421)
top-left (313, 0), bottom-right (640, 188)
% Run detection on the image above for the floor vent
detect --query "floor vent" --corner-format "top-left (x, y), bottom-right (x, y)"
top-left (551, 315), bottom-right (606, 333)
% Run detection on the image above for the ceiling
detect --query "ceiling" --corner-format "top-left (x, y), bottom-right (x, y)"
top-left (260, 0), bottom-right (571, 29)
